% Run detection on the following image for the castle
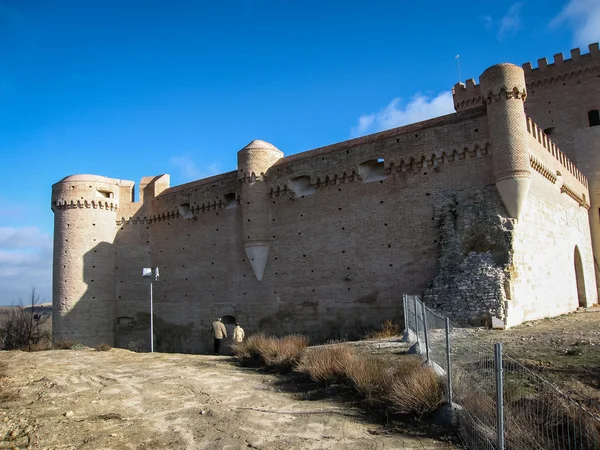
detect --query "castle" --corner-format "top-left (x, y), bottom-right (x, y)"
top-left (52, 43), bottom-right (600, 353)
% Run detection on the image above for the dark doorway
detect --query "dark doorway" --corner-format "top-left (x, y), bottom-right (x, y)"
top-left (574, 246), bottom-right (587, 308)
top-left (589, 110), bottom-right (600, 127)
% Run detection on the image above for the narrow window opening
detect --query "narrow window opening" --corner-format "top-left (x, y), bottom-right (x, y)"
top-left (543, 127), bottom-right (555, 135)
top-left (224, 193), bottom-right (237, 209)
top-left (589, 110), bottom-right (600, 127)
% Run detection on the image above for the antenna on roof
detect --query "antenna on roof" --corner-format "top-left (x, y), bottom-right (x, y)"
top-left (455, 55), bottom-right (461, 83)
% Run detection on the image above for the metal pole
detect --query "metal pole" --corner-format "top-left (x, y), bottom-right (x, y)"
top-left (495, 343), bottom-right (505, 450)
top-left (422, 302), bottom-right (430, 365)
top-left (403, 294), bottom-right (407, 336)
top-left (413, 296), bottom-right (419, 344)
top-left (150, 280), bottom-right (154, 353)
top-left (445, 317), bottom-right (453, 405)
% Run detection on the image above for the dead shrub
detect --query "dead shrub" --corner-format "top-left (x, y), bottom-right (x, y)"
top-left (128, 340), bottom-right (144, 352)
top-left (365, 320), bottom-right (400, 339)
top-left (503, 394), bottom-right (600, 449)
top-left (296, 345), bottom-right (357, 384)
top-left (232, 333), bottom-right (270, 365)
top-left (383, 357), bottom-right (444, 416)
top-left (262, 335), bottom-right (309, 372)
top-left (95, 343), bottom-right (112, 352)
top-left (0, 289), bottom-right (51, 351)
top-left (53, 339), bottom-right (79, 350)
top-left (345, 354), bottom-right (391, 400)
top-left (232, 333), bottom-right (308, 372)
top-left (25, 339), bottom-right (52, 352)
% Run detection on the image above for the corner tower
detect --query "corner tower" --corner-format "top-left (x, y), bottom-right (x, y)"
top-left (237, 140), bottom-right (283, 280)
top-left (480, 63), bottom-right (531, 219)
top-left (51, 175), bottom-right (122, 346)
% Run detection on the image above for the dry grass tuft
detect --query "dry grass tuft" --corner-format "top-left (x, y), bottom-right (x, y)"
top-left (234, 334), bottom-right (444, 417)
top-left (296, 345), bottom-right (356, 384)
top-left (365, 320), bottom-right (400, 339)
top-left (384, 357), bottom-right (444, 416)
top-left (345, 355), bottom-right (391, 400)
top-left (95, 343), bottom-right (112, 352)
top-left (53, 339), bottom-right (79, 350)
top-left (232, 334), bottom-right (309, 372)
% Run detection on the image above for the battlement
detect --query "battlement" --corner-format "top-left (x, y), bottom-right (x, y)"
top-left (526, 116), bottom-right (589, 205)
top-left (452, 79), bottom-right (483, 112)
top-left (523, 43), bottom-right (600, 87)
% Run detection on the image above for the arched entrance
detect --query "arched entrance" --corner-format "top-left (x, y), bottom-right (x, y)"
top-left (221, 315), bottom-right (237, 353)
top-left (574, 246), bottom-right (587, 308)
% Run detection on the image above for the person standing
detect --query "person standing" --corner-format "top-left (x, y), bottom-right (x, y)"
top-left (211, 318), bottom-right (227, 355)
top-left (232, 322), bottom-right (245, 344)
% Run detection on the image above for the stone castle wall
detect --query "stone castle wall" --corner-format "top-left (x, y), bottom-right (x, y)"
top-left (52, 54), bottom-right (599, 352)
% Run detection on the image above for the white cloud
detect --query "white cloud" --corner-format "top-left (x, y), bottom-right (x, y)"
top-left (0, 227), bottom-right (53, 305)
top-left (551, 0), bottom-right (600, 47)
top-left (350, 91), bottom-right (455, 138)
top-left (498, 3), bottom-right (523, 40)
top-left (169, 155), bottom-right (221, 183)
top-left (482, 3), bottom-right (523, 41)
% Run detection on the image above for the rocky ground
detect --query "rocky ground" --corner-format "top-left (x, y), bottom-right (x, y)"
top-left (0, 309), bottom-right (598, 449)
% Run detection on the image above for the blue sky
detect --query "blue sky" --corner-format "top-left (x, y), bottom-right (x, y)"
top-left (0, 0), bottom-right (599, 305)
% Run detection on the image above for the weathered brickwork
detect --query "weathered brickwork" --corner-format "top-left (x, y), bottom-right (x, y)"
top-left (52, 45), bottom-right (599, 352)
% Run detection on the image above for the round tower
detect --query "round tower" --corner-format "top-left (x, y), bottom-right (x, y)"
top-left (480, 63), bottom-right (530, 219)
top-left (237, 140), bottom-right (283, 281)
top-left (51, 175), bottom-right (121, 346)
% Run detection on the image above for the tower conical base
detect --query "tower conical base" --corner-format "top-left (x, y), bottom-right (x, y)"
top-left (496, 178), bottom-right (530, 219)
top-left (244, 242), bottom-right (270, 281)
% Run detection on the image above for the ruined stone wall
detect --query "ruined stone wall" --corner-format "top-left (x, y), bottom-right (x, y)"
top-left (424, 186), bottom-right (513, 325)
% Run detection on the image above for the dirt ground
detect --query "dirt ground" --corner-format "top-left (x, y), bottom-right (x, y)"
top-left (0, 348), bottom-right (457, 450)
top-left (0, 309), bottom-right (598, 450)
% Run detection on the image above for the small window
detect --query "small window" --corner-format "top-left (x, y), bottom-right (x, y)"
top-left (589, 110), bottom-right (600, 127)
top-left (224, 193), bottom-right (237, 209)
top-left (290, 176), bottom-right (315, 197)
top-left (96, 189), bottom-right (114, 199)
top-left (179, 203), bottom-right (193, 219)
top-left (358, 159), bottom-right (387, 183)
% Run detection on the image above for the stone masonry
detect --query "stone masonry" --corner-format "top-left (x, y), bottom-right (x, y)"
top-left (52, 44), bottom-right (599, 353)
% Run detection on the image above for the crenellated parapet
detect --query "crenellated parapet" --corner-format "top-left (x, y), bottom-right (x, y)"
top-left (53, 199), bottom-right (118, 211)
top-left (523, 43), bottom-right (600, 88)
top-left (526, 117), bottom-right (588, 188)
top-left (268, 141), bottom-right (490, 196)
top-left (452, 79), bottom-right (483, 112)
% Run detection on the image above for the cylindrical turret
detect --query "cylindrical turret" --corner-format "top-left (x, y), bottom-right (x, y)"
top-left (237, 140), bottom-right (283, 281)
top-left (51, 175), bottom-right (121, 346)
top-left (480, 63), bottom-right (530, 219)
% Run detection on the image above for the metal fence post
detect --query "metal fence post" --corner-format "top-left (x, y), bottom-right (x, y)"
top-left (445, 317), bottom-right (453, 405)
top-left (403, 294), bottom-right (408, 335)
top-left (422, 302), bottom-right (430, 365)
top-left (413, 296), bottom-right (419, 345)
top-left (495, 342), bottom-right (505, 450)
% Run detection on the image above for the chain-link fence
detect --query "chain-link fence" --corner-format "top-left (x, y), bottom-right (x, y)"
top-left (402, 294), bottom-right (600, 450)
